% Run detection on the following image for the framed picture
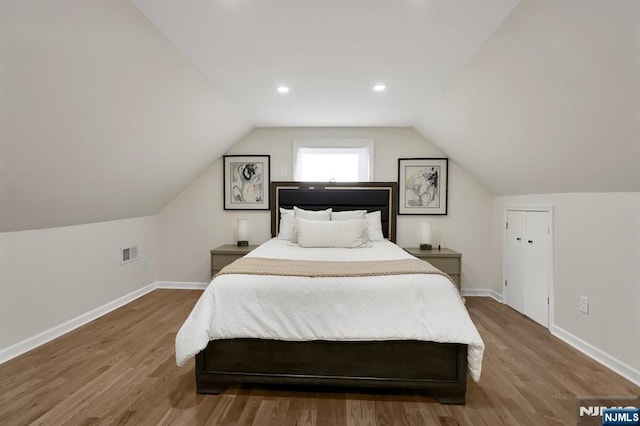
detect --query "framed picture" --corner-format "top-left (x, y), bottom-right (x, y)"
top-left (223, 155), bottom-right (271, 210)
top-left (398, 158), bottom-right (448, 215)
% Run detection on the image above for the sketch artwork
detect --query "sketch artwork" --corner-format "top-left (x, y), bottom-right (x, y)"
top-left (398, 158), bottom-right (448, 215)
top-left (223, 155), bottom-right (270, 210)
top-left (405, 166), bottom-right (440, 208)
top-left (231, 161), bottom-right (264, 204)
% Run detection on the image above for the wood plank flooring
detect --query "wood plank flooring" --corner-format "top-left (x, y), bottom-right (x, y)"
top-left (0, 290), bottom-right (637, 425)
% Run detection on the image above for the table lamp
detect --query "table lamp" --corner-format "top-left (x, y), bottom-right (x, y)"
top-left (237, 219), bottom-right (249, 247)
top-left (420, 221), bottom-right (432, 250)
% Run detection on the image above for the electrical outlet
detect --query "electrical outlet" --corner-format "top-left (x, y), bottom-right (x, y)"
top-left (579, 295), bottom-right (589, 314)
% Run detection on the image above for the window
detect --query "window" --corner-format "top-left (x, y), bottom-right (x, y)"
top-left (293, 139), bottom-right (374, 182)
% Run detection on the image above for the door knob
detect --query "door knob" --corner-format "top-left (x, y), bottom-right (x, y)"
top-left (528, 240), bottom-right (533, 244)
top-left (516, 237), bottom-right (521, 241)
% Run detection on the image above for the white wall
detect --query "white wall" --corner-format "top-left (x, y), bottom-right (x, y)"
top-left (493, 193), bottom-right (640, 373)
top-left (0, 216), bottom-right (157, 349)
top-left (157, 127), bottom-right (496, 291)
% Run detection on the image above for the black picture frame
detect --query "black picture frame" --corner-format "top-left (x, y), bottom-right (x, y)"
top-left (398, 158), bottom-right (448, 215)
top-left (223, 155), bottom-right (271, 210)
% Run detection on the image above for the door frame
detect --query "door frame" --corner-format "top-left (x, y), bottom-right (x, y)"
top-left (502, 205), bottom-right (555, 329)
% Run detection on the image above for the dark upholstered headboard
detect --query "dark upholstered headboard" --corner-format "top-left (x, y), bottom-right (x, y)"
top-left (270, 182), bottom-right (398, 242)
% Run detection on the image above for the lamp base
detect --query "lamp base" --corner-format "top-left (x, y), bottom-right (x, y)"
top-left (420, 243), bottom-right (432, 250)
top-left (237, 240), bottom-right (248, 247)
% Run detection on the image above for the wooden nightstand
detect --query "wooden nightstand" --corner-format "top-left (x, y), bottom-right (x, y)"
top-left (210, 244), bottom-right (257, 278)
top-left (404, 247), bottom-right (462, 290)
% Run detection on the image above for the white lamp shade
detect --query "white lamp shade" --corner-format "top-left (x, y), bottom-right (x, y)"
top-left (421, 221), bottom-right (433, 244)
top-left (237, 219), bottom-right (249, 242)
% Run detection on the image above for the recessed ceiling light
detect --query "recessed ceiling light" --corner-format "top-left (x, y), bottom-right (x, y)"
top-left (373, 84), bottom-right (386, 92)
top-left (276, 86), bottom-right (290, 94)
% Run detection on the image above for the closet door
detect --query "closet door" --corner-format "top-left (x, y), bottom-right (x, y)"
top-left (524, 211), bottom-right (550, 328)
top-left (505, 210), bottom-right (526, 315)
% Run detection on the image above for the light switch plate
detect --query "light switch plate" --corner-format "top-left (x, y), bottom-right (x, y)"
top-left (579, 295), bottom-right (589, 314)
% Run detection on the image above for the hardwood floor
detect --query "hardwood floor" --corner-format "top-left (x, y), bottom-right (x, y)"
top-left (0, 290), bottom-right (637, 425)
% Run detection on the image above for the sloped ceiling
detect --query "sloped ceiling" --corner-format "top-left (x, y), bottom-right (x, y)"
top-left (132, 0), bottom-right (519, 126)
top-left (415, 0), bottom-right (640, 194)
top-left (2, 0), bottom-right (638, 232)
top-left (0, 0), bottom-right (251, 232)
top-left (131, 0), bottom-right (639, 195)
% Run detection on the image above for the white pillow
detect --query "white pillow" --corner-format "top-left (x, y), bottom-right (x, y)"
top-left (277, 208), bottom-right (295, 240)
top-left (331, 210), bottom-right (366, 221)
top-left (294, 206), bottom-right (332, 220)
top-left (296, 218), bottom-right (367, 248)
top-left (365, 210), bottom-right (384, 241)
top-left (291, 207), bottom-right (331, 243)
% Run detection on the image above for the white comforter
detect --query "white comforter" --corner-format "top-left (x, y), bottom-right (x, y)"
top-left (175, 239), bottom-right (485, 381)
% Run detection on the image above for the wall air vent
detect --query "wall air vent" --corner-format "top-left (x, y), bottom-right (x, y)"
top-left (121, 245), bottom-right (139, 264)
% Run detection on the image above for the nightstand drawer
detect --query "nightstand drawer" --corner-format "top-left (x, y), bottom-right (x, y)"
top-left (212, 254), bottom-right (243, 271)
top-left (403, 247), bottom-right (462, 290)
top-left (424, 258), bottom-right (460, 275)
top-left (211, 245), bottom-right (258, 278)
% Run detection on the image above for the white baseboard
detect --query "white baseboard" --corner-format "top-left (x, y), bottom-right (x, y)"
top-left (461, 288), bottom-right (503, 303)
top-left (156, 281), bottom-right (208, 290)
top-left (465, 291), bottom-right (639, 386)
top-left (551, 325), bottom-right (640, 387)
top-left (0, 282), bottom-right (158, 364)
top-left (0, 281), bottom-right (210, 364)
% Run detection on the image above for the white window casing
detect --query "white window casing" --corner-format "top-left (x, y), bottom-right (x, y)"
top-left (293, 139), bottom-right (374, 182)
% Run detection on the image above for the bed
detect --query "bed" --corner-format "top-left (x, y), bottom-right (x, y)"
top-left (175, 182), bottom-right (484, 405)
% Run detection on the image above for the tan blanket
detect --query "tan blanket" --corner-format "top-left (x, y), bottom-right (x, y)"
top-left (217, 257), bottom-right (452, 280)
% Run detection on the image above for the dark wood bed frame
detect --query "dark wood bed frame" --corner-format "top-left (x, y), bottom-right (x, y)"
top-left (195, 182), bottom-right (468, 404)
